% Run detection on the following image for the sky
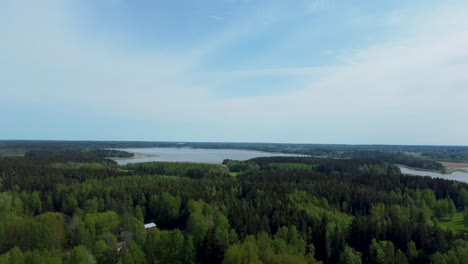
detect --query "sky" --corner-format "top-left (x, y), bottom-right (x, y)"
top-left (1, 0), bottom-right (468, 145)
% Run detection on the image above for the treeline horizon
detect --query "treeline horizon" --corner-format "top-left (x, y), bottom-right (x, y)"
top-left (2, 140), bottom-right (468, 167)
top-left (2, 139), bottom-right (468, 147)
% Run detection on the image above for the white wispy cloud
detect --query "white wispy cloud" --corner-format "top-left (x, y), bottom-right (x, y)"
top-left (193, 1), bottom-right (468, 143)
top-left (1, 0), bottom-right (467, 143)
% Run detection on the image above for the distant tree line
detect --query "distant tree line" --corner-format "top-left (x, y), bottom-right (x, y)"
top-left (342, 151), bottom-right (446, 172)
top-left (421, 150), bottom-right (468, 163)
top-left (2, 140), bottom-right (468, 163)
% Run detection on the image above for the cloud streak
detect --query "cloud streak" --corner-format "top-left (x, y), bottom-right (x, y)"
top-left (1, 0), bottom-right (468, 144)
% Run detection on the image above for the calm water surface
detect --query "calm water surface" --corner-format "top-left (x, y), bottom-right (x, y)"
top-left (399, 166), bottom-right (468, 183)
top-left (115, 150), bottom-right (468, 183)
top-left (114, 147), bottom-right (304, 165)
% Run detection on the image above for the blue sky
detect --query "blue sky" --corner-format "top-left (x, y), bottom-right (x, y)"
top-left (1, 0), bottom-right (468, 144)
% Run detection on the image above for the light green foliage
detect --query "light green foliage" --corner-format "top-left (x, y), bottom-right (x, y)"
top-left (408, 188), bottom-right (433, 206)
top-left (155, 229), bottom-right (185, 263)
top-left (288, 190), bottom-right (352, 229)
top-left (134, 206), bottom-right (144, 223)
top-left (289, 190), bottom-right (350, 260)
top-left (67, 245), bottom-right (96, 264)
top-left (438, 211), bottom-right (468, 233)
top-left (431, 252), bottom-right (446, 264)
top-left (0, 211), bottom-right (66, 251)
top-left (121, 241), bottom-right (146, 264)
top-left (120, 212), bottom-right (146, 246)
top-left (50, 162), bottom-right (110, 170)
top-left (339, 246), bottom-right (361, 264)
top-left (224, 160), bottom-right (258, 173)
top-left (229, 229), bottom-right (239, 244)
top-left (19, 191), bottom-right (42, 216)
top-left (421, 189), bottom-right (437, 209)
top-left (93, 240), bottom-right (115, 264)
top-left (369, 239), bottom-right (408, 264)
top-left (459, 189), bottom-right (468, 207)
top-left (34, 212), bottom-right (67, 250)
top-left (434, 198), bottom-right (456, 220)
top-left (145, 229), bottom-right (195, 263)
top-left (224, 233), bottom-right (319, 264)
top-left (187, 210), bottom-right (210, 247)
top-left (0, 192), bottom-right (23, 215)
top-left (0, 247), bottom-right (24, 264)
top-left (187, 199), bottom-right (232, 251)
top-left (406, 241), bottom-right (419, 262)
top-left (7, 216), bottom-right (35, 250)
top-left (274, 226), bottom-right (307, 256)
top-left (75, 220), bottom-right (94, 248)
top-left (125, 161), bottom-right (230, 178)
top-left (214, 225), bottom-right (231, 253)
top-left (83, 211), bottom-right (120, 247)
top-left (223, 235), bottom-right (262, 264)
top-left (370, 203), bottom-right (413, 223)
top-left (358, 163), bottom-right (397, 175)
top-left (431, 240), bottom-right (468, 264)
top-left (370, 203), bottom-right (387, 221)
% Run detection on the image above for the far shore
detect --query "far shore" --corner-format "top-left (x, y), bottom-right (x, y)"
top-left (439, 161), bottom-right (468, 169)
top-left (109, 152), bottom-right (159, 160)
top-left (398, 162), bottom-right (468, 174)
top-left (396, 165), bottom-right (446, 175)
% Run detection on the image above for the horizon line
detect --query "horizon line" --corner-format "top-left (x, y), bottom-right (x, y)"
top-left (1, 139), bottom-right (467, 147)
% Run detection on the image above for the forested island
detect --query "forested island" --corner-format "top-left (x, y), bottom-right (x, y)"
top-left (1, 141), bottom-right (468, 263)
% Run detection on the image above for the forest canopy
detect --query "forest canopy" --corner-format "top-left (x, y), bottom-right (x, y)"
top-left (0, 141), bottom-right (468, 263)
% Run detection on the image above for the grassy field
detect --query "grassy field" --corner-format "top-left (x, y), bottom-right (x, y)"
top-left (438, 212), bottom-right (468, 233)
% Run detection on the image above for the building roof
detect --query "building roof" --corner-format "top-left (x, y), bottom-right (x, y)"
top-left (144, 223), bottom-right (157, 229)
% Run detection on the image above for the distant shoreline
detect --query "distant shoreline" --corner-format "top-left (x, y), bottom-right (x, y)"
top-left (109, 151), bottom-right (159, 161)
top-left (439, 161), bottom-right (468, 169)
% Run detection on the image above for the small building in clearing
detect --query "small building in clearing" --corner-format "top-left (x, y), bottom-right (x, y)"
top-left (144, 222), bottom-right (157, 230)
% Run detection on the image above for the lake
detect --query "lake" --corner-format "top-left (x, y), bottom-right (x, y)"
top-left (114, 149), bottom-right (468, 183)
top-left (399, 166), bottom-right (468, 183)
top-left (113, 147), bottom-right (305, 165)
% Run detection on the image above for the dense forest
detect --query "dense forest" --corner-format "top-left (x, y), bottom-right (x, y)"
top-left (1, 142), bottom-right (468, 263)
